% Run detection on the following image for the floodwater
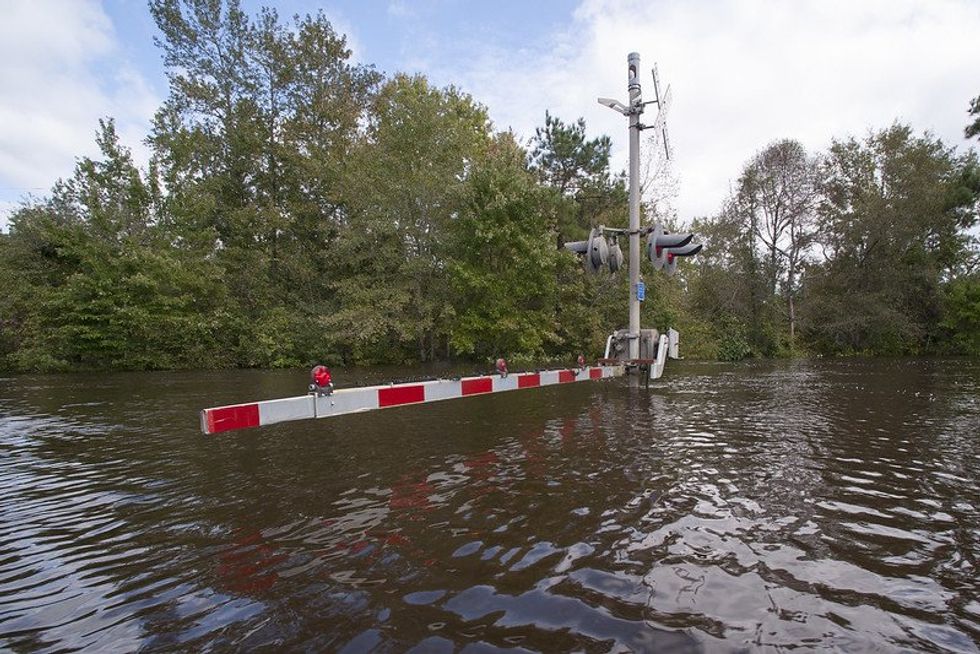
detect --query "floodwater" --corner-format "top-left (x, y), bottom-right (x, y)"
top-left (1, 359), bottom-right (979, 653)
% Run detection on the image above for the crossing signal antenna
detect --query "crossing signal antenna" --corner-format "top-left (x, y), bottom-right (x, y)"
top-left (645, 64), bottom-right (672, 160)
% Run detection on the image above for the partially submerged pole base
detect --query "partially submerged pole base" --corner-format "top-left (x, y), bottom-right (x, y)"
top-left (603, 327), bottom-right (681, 381)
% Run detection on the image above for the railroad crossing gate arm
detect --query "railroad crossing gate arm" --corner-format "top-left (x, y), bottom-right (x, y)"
top-left (200, 365), bottom-right (625, 435)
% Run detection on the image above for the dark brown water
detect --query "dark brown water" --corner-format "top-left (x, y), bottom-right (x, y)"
top-left (1, 359), bottom-right (979, 652)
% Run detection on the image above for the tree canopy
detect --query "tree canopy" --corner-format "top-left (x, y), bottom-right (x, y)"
top-left (0, 0), bottom-right (977, 371)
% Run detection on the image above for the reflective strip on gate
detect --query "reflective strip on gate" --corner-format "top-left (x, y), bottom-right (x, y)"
top-left (200, 365), bottom-right (625, 435)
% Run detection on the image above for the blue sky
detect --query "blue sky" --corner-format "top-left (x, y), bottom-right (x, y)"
top-left (95, 0), bottom-right (578, 93)
top-left (2, 0), bottom-right (980, 231)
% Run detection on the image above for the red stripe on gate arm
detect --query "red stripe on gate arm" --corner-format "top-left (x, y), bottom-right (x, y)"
top-left (558, 370), bottom-right (576, 384)
top-left (589, 367), bottom-right (603, 380)
top-left (461, 377), bottom-right (493, 395)
top-left (518, 373), bottom-right (540, 388)
top-left (378, 385), bottom-right (425, 407)
top-left (205, 404), bottom-right (260, 434)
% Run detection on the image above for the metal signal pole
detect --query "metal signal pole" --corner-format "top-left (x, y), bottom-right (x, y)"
top-left (598, 52), bottom-right (647, 365)
top-left (626, 52), bottom-right (643, 361)
top-left (590, 54), bottom-right (694, 379)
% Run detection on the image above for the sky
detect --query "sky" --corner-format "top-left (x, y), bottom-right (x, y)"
top-left (1, 0), bottom-right (979, 232)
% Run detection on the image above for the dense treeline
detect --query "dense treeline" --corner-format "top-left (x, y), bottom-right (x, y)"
top-left (690, 129), bottom-right (980, 359)
top-left (0, 0), bottom-right (978, 371)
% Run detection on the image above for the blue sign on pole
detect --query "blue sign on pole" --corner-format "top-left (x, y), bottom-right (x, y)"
top-left (636, 281), bottom-right (645, 302)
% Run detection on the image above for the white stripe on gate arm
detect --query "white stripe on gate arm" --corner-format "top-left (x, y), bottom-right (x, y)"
top-left (260, 395), bottom-right (316, 425)
top-left (200, 365), bottom-right (625, 435)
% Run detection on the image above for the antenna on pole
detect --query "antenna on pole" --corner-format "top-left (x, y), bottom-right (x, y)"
top-left (651, 64), bottom-right (662, 107)
top-left (647, 64), bottom-right (672, 160)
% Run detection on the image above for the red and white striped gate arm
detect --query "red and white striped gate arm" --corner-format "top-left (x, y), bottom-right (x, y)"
top-left (200, 364), bottom-right (625, 435)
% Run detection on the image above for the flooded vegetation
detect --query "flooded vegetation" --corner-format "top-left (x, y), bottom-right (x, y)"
top-left (1, 358), bottom-right (978, 651)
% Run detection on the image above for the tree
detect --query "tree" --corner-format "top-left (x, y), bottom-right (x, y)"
top-left (941, 273), bottom-right (980, 355)
top-left (448, 134), bottom-right (558, 359)
top-left (684, 206), bottom-right (771, 359)
top-left (324, 75), bottom-right (492, 363)
top-left (803, 124), bottom-right (979, 354)
top-left (528, 113), bottom-right (627, 356)
top-left (731, 140), bottom-right (819, 347)
top-left (1, 120), bottom-right (231, 370)
top-left (528, 112), bottom-right (623, 246)
top-left (147, 0), bottom-right (381, 367)
top-left (966, 95), bottom-right (980, 141)
top-left (529, 112), bottom-right (612, 197)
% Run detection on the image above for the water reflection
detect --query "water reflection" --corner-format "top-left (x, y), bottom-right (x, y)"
top-left (1, 360), bottom-right (978, 651)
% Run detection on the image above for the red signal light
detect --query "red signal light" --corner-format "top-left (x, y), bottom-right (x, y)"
top-left (495, 358), bottom-right (508, 377)
top-left (311, 365), bottom-right (331, 388)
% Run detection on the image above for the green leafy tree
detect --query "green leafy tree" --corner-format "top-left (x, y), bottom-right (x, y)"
top-left (529, 111), bottom-right (620, 244)
top-left (3, 120), bottom-right (231, 370)
top-left (803, 124), bottom-right (979, 354)
top-left (684, 206), bottom-right (773, 359)
top-left (528, 113), bottom-right (627, 356)
top-left (148, 0), bottom-right (380, 366)
top-left (941, 273), bottom-right (980, 354)
top-left (325, 74), bottom-right (492, 363)
top-left (448, 134), bottom-right (558, 359)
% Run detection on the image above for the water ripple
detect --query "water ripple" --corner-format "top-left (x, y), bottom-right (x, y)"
top-left (0, 360), bottom-right (978, 651)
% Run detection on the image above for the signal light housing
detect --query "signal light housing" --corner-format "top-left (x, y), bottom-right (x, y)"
top-left (608, 239), bottom-right (624, 273)
top-left (564, 223), bottom-right (702, 276)
top-left (663, 242), bottom-right (703, 274)
top-left (647, 223), bottom-right (701, 275)
top-left (588, 228), bottom-right (609, 272)
top-left (564, 227), bottom-right (612, 273)
top-left (309, 365), bottom-right (333, 396)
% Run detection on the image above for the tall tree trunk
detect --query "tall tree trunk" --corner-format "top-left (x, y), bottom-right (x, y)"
top-left (788, 293), bottom-right (796, 348)
top-left (787, 259), bottom-right (797, 349)
top-left (769, 248), bottom-right (779, 296)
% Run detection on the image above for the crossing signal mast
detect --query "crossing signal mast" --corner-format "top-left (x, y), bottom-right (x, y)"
top-left (568, 52), bottom-right (702, 381)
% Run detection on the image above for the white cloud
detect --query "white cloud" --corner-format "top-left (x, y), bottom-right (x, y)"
top-left (387, 1), bottom-right (413, 19)
top-left (0, 0), bottom-right (158, 229)
top-left (0, 201), bottom-right (17, 233)
top-left (429, 0), bottom-right (980, 222)
top-left (2, 0), bottom-right (977, 233)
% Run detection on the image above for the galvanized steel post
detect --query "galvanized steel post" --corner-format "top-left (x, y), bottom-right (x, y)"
top-left (627, 52), bottom-right (643, 361)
